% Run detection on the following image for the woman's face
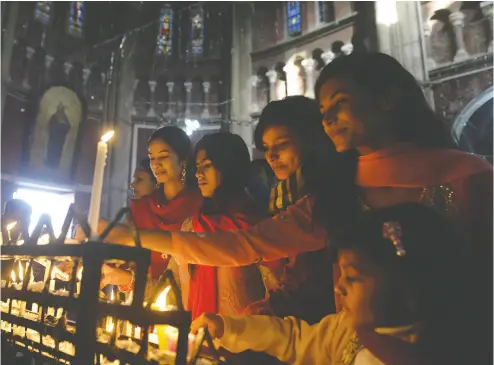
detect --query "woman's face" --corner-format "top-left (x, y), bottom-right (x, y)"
top-left (148, 139), bottom-right (184, 185)
top-left (130, 169), bottom-right (156, 199)
top-left (318, 77), bottom-right (383, 154)
top-left (262, 125), bottom-right (302, 181)
top-left (195, 149), bottom-right (222, 198)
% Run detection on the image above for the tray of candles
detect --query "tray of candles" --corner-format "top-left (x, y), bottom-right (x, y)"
top-left (1, 205), bottom-right (224, 365)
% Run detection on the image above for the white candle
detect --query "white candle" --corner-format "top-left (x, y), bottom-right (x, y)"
top-left (76, 266), bottom-right (83, 296)
top-left (56, 308), bottom-right (63, 318)
top-left (49, 270), bottom-right (55, 292)
top-left (47, 307), bottom-right (55, 316)
top-left (125, 321), bottom-right (133, 337)
top-left (134, 326), bottom-right (141, 338)
top-left (19, 301), bottom-right (26, 317)
top-left (106, 316), bottom-right (114, 333)
top-left (88, 130), bottom-right (114, 238)
top-left (32, 303), bottom-right (38, 313)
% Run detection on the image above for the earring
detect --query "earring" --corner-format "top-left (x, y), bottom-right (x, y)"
top-left (180, 164), bottom-right (187, 185)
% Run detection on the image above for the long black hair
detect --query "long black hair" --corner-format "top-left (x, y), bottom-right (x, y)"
top-left (194, 132), bottom-right (252, 213)
top-left (331, 203), bottom-right (474, 363)
top-left (148, 126), bottom-right (196, 187)
top-left (135, 158), bottom-right (157, 184)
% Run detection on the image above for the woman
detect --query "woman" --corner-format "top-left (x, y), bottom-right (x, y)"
top-left (130, 158), bottom-right (157, 199)
top-left (182, 132), bottom-right (265, 319)
top-left (241, 96), bottom-right (337, 324)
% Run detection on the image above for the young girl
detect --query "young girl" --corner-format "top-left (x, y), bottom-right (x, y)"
top-left (191, 203), bottom-right (476, 365)
top-left (179, 132), bottom-right (265, 319)
top-left (130, 157), bottom-right (157, 200)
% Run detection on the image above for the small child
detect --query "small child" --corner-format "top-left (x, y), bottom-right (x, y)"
top-left (191, 203), bottom-right (479, 365)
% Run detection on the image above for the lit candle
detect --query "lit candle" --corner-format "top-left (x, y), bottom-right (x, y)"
top-left (125, 321), bottom-right (133, 337)
top-left (6, 222), bottom-right (17, 242)
top-left (88, 130), bottom-right (114, 238)
top-left (18, 262), bottom-right (24, 284)
top-left (76, 266), bottom-right (83, 295)
top-left (105, 316), bottom-right (114, 334)
top-left (110, 288), bottom-right (115, 303)
top-left (134, 326), bottom-right (141, 338)
top-left (49, 269), bottom-right (56, 292)
top-left (150, 286), bottom-right (174, 351)
top-left (19, 300), bottom-right (26, 317)
top-left (56, 307), bottom-right (63, 318)
top-left (32, 303), bottom-right (38, 313)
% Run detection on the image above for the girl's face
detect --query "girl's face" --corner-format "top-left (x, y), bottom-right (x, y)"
top-left (262, 125), bottom-right (302, 181)
top-left (318, 77), bottom-right (385, 155)
top-left (148, 139), bottom-right (184, 185)
top-left (195, 149), bottom-right (222, 198)
top-left (130, 169), bottom-right (156, 199)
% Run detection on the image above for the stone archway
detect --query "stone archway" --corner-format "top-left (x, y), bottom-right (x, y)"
top-left (452, 85), bottom-right (493, 156)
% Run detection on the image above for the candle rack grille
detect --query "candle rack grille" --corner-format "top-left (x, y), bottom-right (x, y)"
top-left (1, 205), bottom-right (221, 365)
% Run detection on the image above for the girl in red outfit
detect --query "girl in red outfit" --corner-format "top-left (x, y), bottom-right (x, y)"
top-left (179, 132), bottom-right (265, 319)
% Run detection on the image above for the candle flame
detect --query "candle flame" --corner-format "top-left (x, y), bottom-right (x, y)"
top-left (154, 286), bottom-right (171, 311)
top-left (110, 288), bottom-right (115, 302)
top-left (6, 222), bottom-right (17, 231)
top-left (11, 270), bottom-right (16, 283)
top-left (101, 130), bottom-right (114, 143)
top-left (77, 267), bottom-right (83, 281)
top-left (106, 316), bottom-right (114, 333)
top-left (18, 262), bottom-right (23, 283)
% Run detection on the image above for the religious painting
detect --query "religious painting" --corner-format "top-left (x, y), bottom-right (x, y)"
top-left (190, 5), bottom-right (204, 56)
top-left (28, 86), bottom-right (83, 182)
top-left (156, 5), bottom-right (173, 56)
top-left (68, 1), bottom-right (85, 38)
top-left (34, 1), bottom-right (53, 25)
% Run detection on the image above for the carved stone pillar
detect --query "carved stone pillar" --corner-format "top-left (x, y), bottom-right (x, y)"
top-left (201, 81), bottom-right (211, 119)
top-left (301, 58), bottom-right (316, 99)
top-left (449, 12), bottom-right (469, 61)
top-left (22, 47), bottom-right (36, 89)
top-left (166, 82), bottom-right (174, 117)
top-left (342, 43), bottom-right (354, 55)
top-left (422, 22), bottom-right (436, 69)
top-left (147, 80), bottom-right (157, 117)
top-left (481, 1), bottom-right (493, 52)
top-left (266, 70), bottom-right (278, 102)
top-left (44, 54), bottom-right (54, 83)
top-left (321, 50), bottom-right (335, 65)
top-left (185, 81), bottom-right (193, 117)
top-left (64, 62), bottom-right (73, 80)
top-left (131, 79), bottom-right (139, 115)
top-left (82, 68), bottom-right (91, 94)
top-left (283, 63), bottom-right (302, 96)
top-left (249, 75), bottom-right (259, 114)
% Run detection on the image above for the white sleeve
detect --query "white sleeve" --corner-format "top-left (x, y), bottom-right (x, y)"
top-left (218, 313), bottom-right (345, 365)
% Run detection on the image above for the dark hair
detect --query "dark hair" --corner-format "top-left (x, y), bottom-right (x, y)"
top-left (250, 159), bottom-right (275, 187)
top-left (315, 52), bottom-right (457, 149)
top-left (331, 203), bottom-right (474, 362)
top-left (148, 126), bottom-right (196, 187)
top-left (135, 158), bottom-right (157, 183)
top-left (194, 132), bottom-right (251, 211)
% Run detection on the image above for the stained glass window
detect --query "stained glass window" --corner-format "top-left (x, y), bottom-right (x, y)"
top-left (156, 5), bottom-right (173, 55)
top-left (190, 5), bottom-right (204, 56)
top-left (287, 1), bottom-right (301, 36)
top-left (68, 1), bottom-right (84, 37)
top-left (35, 2), bottom-right (53, 25)
top-left (318, 2), bottom-right (335, 24)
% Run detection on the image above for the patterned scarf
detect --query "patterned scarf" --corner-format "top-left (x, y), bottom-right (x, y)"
top-left (269, 168), bottom-right (305, 214)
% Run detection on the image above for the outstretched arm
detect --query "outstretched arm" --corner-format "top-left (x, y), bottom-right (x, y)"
top-left (191, 312), bottom-right (345, 365)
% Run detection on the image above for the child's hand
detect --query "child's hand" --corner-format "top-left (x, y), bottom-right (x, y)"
top-left (190, 313), bottom-right (224, 339)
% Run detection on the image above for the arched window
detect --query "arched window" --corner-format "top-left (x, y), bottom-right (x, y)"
top-left (156, 4), bottom-right (173, 56)
top-left (190, 4), bottom-right (204, 56)
top-left (317, 1), bottom-right (335, 24)
top-left (287, 1), bottom-right (302, 36)
top-left (35, 1), bottom-right (53, 25)
top-left (68, 1), bottom-right (85, 38)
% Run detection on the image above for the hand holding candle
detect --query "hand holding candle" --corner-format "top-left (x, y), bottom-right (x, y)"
top-left (88, 130), bottom-right (114, 239)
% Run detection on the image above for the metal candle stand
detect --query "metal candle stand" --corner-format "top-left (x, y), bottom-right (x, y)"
top-left (1, 204), bottom-right (222, 365)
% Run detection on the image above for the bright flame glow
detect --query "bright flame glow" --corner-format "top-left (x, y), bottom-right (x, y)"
top-left (101, 130), bottom-right (115, 143)
top-left (106, 316), bottom-right (114, 333)
top-left (6, 222), bottom-right (17, 231)
top-left (376, 0), bottom-right (398, 26)
top-left (37, 234), bottom-right (50, 245)
top-left (18, 262), bottom-right (23, 283)
top-left (110, 288), bottom-right (115, 302)
top-left (51, 269), bottom-right (56, 280)
top-left (183, 119), bottom-right (200, 136)
top-left (77, 267), bottom-right (83, 281)
top-left (154, 286), bottom-right (171, 311)
top-left (11, 270), bottom-right (16, 283)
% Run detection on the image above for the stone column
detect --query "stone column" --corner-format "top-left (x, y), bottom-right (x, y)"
top-left (147, 80), bottom-right (157, 117)
top-left (449, 12), bottom-right (469, 62)
top-left (342, 43), bottom-right (354, 55)
top-left (321, 50), bottom-right (335, 64)
top-left (249, 75), bottom-right (259, 114)
top-left (131, 79), bottom-right (139, 115)
top-left (301, 58), bottom-right (316, 99)
top-left (166, 81), bottom-right (174, 117)
top-left (64, 62), bottom-right (73, 80)
top-left (201, 81), bottom-right (211, 119)
top-left (44, 54), bottom-right (54, 83)
top-left (283, 63), bottom-right (302, 96)
top-left (481, 1), bottom-right (493, 52)
top-left (422, 22), bottom-right (436, 70)
top-left (22, 47), bottom-right (36, 89)
top-left (266, 69), bottom-right (278, 102)
top-left (185, 81), bottom-right (193, 117)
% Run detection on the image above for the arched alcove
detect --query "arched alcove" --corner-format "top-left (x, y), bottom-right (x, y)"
top-left (452, 86), bottom-right (493, 156)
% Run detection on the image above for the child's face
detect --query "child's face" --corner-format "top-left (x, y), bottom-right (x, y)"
top-left (336, 250), bottom-right (385, 328)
